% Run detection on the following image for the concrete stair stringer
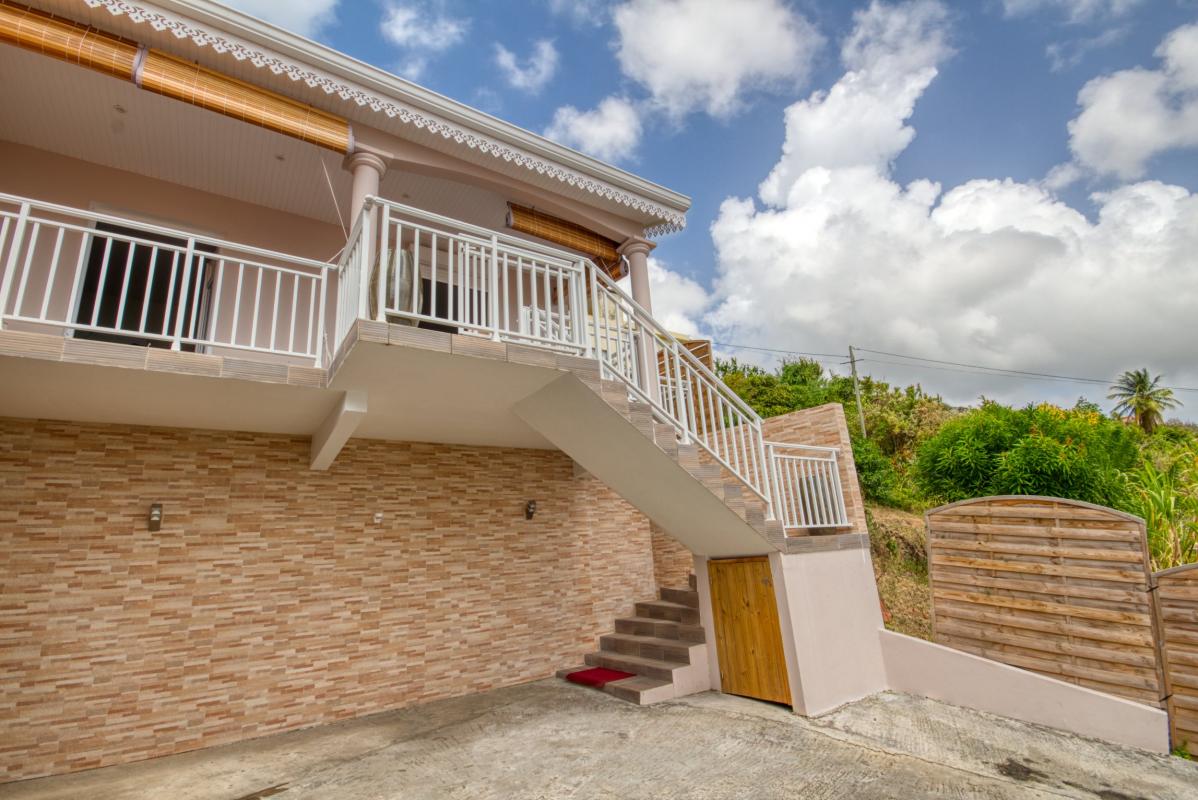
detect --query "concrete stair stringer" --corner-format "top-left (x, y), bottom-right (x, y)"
top-left (513, 372), bottom-right (776, 558)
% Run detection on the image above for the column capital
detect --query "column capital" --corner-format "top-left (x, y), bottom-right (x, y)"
top-left (342, 150), bottom-right (388, 178)
top-left (617, 236), bottom-right (656, 257)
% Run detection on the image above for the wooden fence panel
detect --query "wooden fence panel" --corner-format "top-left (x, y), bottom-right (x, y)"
top-left (926, 496), bottom-right (1165, 707)
top-left (1155, 564), bottom-right (1198, 751)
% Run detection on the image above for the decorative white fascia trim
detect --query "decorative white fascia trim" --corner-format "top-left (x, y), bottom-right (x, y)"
top-left (80, 0), bottom-right (687, 236)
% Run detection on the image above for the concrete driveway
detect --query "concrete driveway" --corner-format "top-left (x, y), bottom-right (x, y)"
top-left (2, 680), bottom-right (1195, 799)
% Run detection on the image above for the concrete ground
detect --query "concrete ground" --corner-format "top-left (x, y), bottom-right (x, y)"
top-left (2, 681), bottom-right (1195, 799)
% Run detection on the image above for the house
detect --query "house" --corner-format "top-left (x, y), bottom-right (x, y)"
top-left (0, 0), bottom-right (1170, 785)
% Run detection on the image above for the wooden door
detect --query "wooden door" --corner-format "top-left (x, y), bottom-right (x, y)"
top-left (708, 557), bottom-right (791, 705)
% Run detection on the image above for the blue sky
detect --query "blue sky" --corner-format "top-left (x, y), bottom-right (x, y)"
top-left (234, 0), bottom-right (1198, 416)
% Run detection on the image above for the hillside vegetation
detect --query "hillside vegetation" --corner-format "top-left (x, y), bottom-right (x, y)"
top-left (718, 358), bottom-right (1198, 636)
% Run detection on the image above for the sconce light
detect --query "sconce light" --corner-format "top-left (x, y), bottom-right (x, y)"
top-left (525, 500), bottom-right (537, 520)
top-left (148, 503), bottom-right (163, 532)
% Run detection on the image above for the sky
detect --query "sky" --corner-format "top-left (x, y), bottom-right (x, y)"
top-left (228, 0), bottom-right (1198, 418)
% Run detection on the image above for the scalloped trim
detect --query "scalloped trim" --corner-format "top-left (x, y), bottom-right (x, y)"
top-left (81, 0), bottom-right (687, 236)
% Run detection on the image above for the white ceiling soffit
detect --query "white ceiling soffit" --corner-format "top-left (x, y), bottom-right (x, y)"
top-left (46, 0), bottom-right (690, 236)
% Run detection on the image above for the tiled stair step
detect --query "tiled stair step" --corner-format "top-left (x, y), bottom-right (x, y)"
top-left (659, 587), bottom-right (699, 608)
top-left (604, 675), bottom-right (675, 706)
top-left (599, 632), bottom-right (702, 664)
top-left (584, 650), bottom-right (684, 682)
top-left (615, 616), bottom-right (705, 642)
top-left (652, 424), bottom-right (680, 456)
top-left (635, 599), bottom-right (700, 625)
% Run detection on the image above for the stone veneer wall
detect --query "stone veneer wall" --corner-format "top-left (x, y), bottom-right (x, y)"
top-left (649, 524), bottom-right (693, 589)
top-left (761, 403), bottom-right (868, 534)
top-left (0, 418), bottom-right (656, 782)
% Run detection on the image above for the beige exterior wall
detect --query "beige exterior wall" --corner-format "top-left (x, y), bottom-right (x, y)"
top-left (761, 403), bottom-right (867, 534)
top-left (0, 416), bottom-right (657, 782)
top-left (0, 142), bottom-right (345, 263)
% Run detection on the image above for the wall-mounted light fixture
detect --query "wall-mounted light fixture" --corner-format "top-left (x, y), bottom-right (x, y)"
top-left (525, 500), bottom-right (537, 520)
top-left (148, 503), bottom-right (163, 532)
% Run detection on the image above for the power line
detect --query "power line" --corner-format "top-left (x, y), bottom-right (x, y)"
top-left (854, 347), bottom-right (1110, 385)
top-left (710, 338), bottom-right (1198, 395)
top-left (713, 341), bottom-right (848, 360)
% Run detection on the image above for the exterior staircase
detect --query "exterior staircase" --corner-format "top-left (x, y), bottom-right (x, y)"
top-left (558, 575), bottom-right (709, 705)
top-left (514, 371), bottom-right (787, 558)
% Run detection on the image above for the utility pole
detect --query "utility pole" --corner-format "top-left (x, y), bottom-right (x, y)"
top-left (849, 345), bottom-right (867, 438)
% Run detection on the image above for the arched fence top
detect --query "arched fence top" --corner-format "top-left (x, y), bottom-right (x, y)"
top-left (924, 495), bottom-right (1146, 527)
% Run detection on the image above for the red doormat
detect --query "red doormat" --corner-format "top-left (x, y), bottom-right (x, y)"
top-left (565, 667), bottom-right (635, 688)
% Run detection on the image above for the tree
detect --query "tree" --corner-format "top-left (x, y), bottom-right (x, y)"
top-left (1108, 369), bottom-right (1181, 434)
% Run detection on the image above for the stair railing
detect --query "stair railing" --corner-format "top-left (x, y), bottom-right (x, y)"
top-left (586, 262), bottom-right (772, 506)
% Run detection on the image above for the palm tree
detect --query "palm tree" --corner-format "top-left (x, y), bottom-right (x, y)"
top-left (1108, 368), bottom-right (1181, 433)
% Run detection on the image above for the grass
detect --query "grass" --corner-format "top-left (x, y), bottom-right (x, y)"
top-left (866, 504), bottom-right (932, 640)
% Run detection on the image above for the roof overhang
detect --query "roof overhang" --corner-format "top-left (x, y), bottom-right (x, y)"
top-left (45, 0), bottom-right (690, 236)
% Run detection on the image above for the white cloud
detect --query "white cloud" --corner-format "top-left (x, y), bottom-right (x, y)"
top-left (222, 0), bottom-right (338, 38)
top-left (646, 259), bottom-right (709, 337)
top-left (544, 96), bottom-right (642, 162)
top-left (494, 40), bottom-right (559, 93)
top-left (380, 2), bottom-right (470, 80)
top-left (1067, 23), bottom-right (1198, 180)
top-left (758, 0), bottom-right (951, 206)
top-left (612, 0), bottom-right (823, 118)
top-left (1001, 0), bottom-right (1144, 22)
top-left (651, 0), bottom-right (1198, 412)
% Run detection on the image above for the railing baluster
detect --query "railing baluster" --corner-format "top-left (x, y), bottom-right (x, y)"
top-left (489, 235), bottom-right (500, 339)
top-left (13, 221), bottom-right (43, 319)
top-left (0, 202), bottom-right (31, 325)
top-left (268, 269), bottom-right (281, 351)
top-left (173, 239), bottom-right (197, 349)
top-left (138, 245), bottom-right (159, 333)
top-left (160, 250), bottom-right (180, 337)
top-left (38, 227), bottom-right (65, 321)
top-left (288, 272), bottom-right (300, 353)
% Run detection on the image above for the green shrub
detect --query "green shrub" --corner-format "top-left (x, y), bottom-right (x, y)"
top-left (914, 400), bottom-right (1140, 508)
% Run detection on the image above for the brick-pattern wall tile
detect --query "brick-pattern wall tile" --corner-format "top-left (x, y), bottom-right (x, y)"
top-left (0, 418), bottom-right (656, 782)
top-left (650, 524), bottom-right (693, 589)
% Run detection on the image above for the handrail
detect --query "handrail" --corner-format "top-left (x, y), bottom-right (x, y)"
top-left (0, 192), bottom-right (336, 272)
top-left (590, 259), bottom-right (761, 423)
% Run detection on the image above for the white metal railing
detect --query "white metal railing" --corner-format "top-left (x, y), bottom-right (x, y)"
top-left (587, 261), bottom-right (772, 503)
top-left (0, 194), bottom-right (333, 364)
top-left (767, 442), bottom-right (850, 529)
top-left (338, 198), bottom-right (587, 354)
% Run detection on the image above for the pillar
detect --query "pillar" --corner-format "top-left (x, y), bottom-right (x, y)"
top-left (344, 151), bottom-right (387, 227)
top-left (618, 237), bottom-right (655, 313)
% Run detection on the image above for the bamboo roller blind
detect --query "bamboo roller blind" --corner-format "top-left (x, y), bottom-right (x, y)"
top-left (139, 50), bottom-right (351, 152)
top-left (0, 1), bottom-right (138, 80)
top-left (0, 0), bottom-right (351, 153)
top-left (507, 204), bottom-right (623, 277)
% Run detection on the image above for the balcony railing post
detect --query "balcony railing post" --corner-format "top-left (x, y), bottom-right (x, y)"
top-left (575, 260), bottom-right (590, 356)
top-left (171, 237), bottom-right (197, 350)
top-left (358, 201), bottom-right (374, 322)
top-left (315, 267), bottom-right (328, 367)
top-left (0, 201), bottom-right (31, 328)
top-left (375, 201), bottom-right (389, 322)
top-left (765, 439), bottom-right (781, 522)
top-left (488, 234), bottom-right (501, 340)
top-left (589, 266), bottom-right (602, 374)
